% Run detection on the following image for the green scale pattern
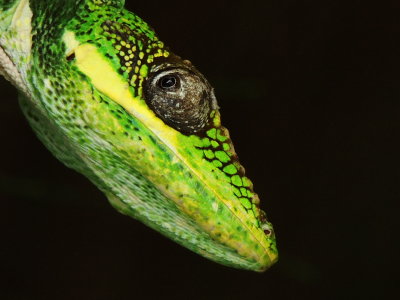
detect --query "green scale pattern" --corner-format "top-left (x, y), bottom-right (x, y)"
top-left (64, 2), bottom-right (267, 230)
top-left (0, 0), bottom-right (278, 271)
top-left (68, 1), bottom-right (169, 98)
top-left (195, 111), bottom-right (267, 230)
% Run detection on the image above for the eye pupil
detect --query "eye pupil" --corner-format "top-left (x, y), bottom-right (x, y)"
top-left (159, 75), bottom-right (178, 89)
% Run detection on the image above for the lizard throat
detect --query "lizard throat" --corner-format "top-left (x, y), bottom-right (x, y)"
top-left (0, 44), bottom-right (29, 96)
top-left (0, 0), bottom-right (32, 97)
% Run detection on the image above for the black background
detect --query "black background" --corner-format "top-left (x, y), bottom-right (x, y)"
top-left (1, 1), bottom-right (399, 299)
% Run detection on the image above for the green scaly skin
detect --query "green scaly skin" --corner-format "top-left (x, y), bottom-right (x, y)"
top-left (0, 0), bottom-right (278, 271)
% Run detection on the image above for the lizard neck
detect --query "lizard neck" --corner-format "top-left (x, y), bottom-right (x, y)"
top-left (0, 0), bottom-right (32, 97)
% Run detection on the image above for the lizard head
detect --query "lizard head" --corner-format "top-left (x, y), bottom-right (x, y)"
top-left (0, 0), bottom-right (278, 271)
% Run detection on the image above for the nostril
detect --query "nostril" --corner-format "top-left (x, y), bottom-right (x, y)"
top-left (259, 209), bottom-right (275, 237)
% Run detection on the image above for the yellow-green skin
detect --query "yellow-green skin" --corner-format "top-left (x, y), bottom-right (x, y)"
top-left (0, 0), bottom-right (278, 271)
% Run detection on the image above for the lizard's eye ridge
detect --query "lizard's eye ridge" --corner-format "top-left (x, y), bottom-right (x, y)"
top-left (158, 75), bottom-right (179, 90)
top-left (144, 67), bottom-right (214, 135)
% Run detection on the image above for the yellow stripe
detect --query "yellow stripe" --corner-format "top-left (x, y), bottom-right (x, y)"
top-left (67, 35), bottom-right (179, 146)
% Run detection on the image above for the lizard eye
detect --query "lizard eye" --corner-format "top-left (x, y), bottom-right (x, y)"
top-left (144, 67), bottom-right (214, 135)
top-left (158, 75), bottom-right (180, 90)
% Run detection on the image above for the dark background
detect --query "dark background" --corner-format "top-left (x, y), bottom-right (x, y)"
top-left (1, 0), bottom-right (399, 299)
